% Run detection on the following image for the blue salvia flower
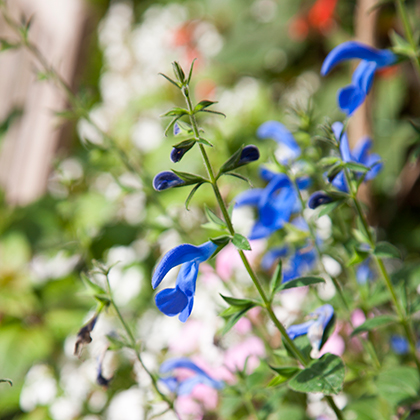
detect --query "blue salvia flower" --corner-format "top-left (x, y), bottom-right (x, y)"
top-left (330, 122), bottom-right (382, 192)
top-left (153, 171), bottom-right (186, 191)
top-left (152, 241), bottom-right (217, 322)
top-left (235, 168), bottom-right (310, 240)
top-left (307, 191), bottom-right (333, 209)
top-left (321, 41), bottom-right (397, 115)
top-left (257, 121), bottom-right (301, 163)
top-left (356, 259), bottom-right (375, 285)
top-left (390, 335), bottom-right (410, 355)
top-left (160, 358), bottom-right (224, 395)
top-left (287, 304), bottom-right (334, 357)
top-left (261, 246), bottom-right (316, 282)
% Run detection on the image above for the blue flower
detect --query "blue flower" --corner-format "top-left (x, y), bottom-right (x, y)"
top-left (235, 168), bottom-right (310, 240)
top-left (153, 171), bottom-right (186, 191)
top-left (160, 358), bottom-right (224, 395)
top-left (390, 335), bottom-right (409, 355)
top-left (356, 259), bottom-right (375, 285)
top-left (321, 41), bottom-right (397, 115)
top-left (329, 122), bottom-right (382, 192)
top-left (152, 241), bottom-right (217, 322)
top-left (257, 121), bottom-right (301, 163)
top-left (287, 304), bottom-right (334, 356)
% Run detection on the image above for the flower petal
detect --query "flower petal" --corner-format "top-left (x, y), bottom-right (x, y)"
top-left (234, 189), bottom-right (264, 208)
top-left (287, 320), bottom-right (315, 339)
top-left (321, 41), bottom-right (396, 76)
top-left (257, 121), bottom-right (301, 158)
top-left (152, 242), bottom-right (216, 289)
top-left (155, 287), bottom-right (189, 316)
top-left (338, 85), bottom-right (366, 116)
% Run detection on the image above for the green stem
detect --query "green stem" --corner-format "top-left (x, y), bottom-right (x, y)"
top-left (104, 273), bottom-right (181, 420)
top-left (291, 177), bottom-right (381, 370)
top-left (395, 0), bottom-right (420, 82)
top-left (325, 396), bottom-right (344, 420)
top-left (342, 166), bottom-right (420, 373)
top-left (182, 84), bottom-right (310, 367)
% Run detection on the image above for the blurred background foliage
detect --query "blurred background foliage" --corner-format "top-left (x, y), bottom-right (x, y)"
top-left (0, 0), bottom-right (419, 419)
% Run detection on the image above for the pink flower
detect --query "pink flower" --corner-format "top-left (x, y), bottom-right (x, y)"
top-left (224, 336), bottom-right (265, 374)
top-left (319, 326), bottom-right (345, 357)
top-left (215, 241), bottom-right (264, 281)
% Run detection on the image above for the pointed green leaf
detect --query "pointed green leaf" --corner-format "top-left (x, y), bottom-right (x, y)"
top-left (344, 162), bottom-right (370, 173)
top-left (172, 61), bottom-right (185, 83)
top-left (223, 172), bottom-right (252, 185)
top-left (161, 107), bottom-right (189, 118)
top-left (220, 294), bottom-right (259, 308)
top-left (81, 273), bottom-right (106, 295)
top-left (197, 137), bottom-right (213, 147)
top-left (158, 72), bottom-right (181, 88)
top-left (269, 366), bottom-right (300, 384)
top-left (373, 242), bottom-right (401, 259)
top-left (106, 334), bottom-right (127, 350)
top-left (351, 315), bottom-right (396, 336)
top-left (186, 58), bottom-right (197, 84)
top-left (201, 109), bottom-right (226, 118)
top-left (326, 161), bottom-right (344, 180)
top-left (185, 183), bottom-right (204, 210)
top-left (288, 353), bottom-right (345, 395)
top-left (317, 200), bottom-right (344, 217)
top-left (0, 379), bottom-right (12, 386)
top-left (319, 156), bottom-right (341, 167)
top-left (171, 169), bottom-right (208, 185)
top-left (232, 233), bottom-right (251, 251)
top-left (164, 115), bottom-right (183, 137)
top-left (172, 139), bottom-right (196, 148)
top-left (221, 306), bottom-right (255, 335)
top-left (210, 235), bottom-right (231, 246)
top-left (278, 276), bottom-right (325, 291)
top-left (269, 260), bottom-right (283, 298)
top-left (194, 100), bottom-right (218, 112)
top-left (204, 205), bottom-right (227, 227)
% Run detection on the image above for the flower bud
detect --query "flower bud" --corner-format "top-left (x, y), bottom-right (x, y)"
top-left (153, 171), bottom-right (185, 191)
top-left (308, 191), bottom-right (333, 209)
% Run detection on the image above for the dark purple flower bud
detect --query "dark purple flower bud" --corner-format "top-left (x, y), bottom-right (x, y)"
top-left (74, 314), bottom-right (98, 356)
top-left (238, 145), bottom-right (260, 165)
top-left (153, 171), bottom-right (185, 191)
top-left (308, 191), bottom-right (333, 209)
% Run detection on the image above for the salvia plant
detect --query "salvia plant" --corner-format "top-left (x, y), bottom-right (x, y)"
top-left (1, 0), bottom-right (420, 420)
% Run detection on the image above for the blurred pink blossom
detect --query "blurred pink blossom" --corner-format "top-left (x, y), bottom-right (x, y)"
top-left (224, 336), bottom-right (265, 374)
top-left (319, 326), bottom-right (345, 357)
top-left (215, 241), bottom-right (265, 281)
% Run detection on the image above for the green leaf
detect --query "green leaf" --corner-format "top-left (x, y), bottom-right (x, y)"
top-left (204, 205), bottom-right (227, 228)
top-left (232, 233), bottom-right (251, 251)
top-left (319, 156), bottom-right (341, 167)
top-left (201, 109), bottom-right (226, 118)
top-left (185, 183), bottom-right (204, 210)
top-left (223, 172), bottom-right (252, 185)
top-left (171, 169), bottom-right (208, 185)
top-left (186, 58), bottom-right (197, 84)
top-left (172, 139), bottom-right (196, 149)
top-left (164, 115), bottom-right (183, 137)
top-left (373, 242), bottom-right (401, 259)
top-left (344, 161), bottom-right (370, 173)
top-left (172, 61), bottom-right (186, 83)
top-left (194, 100), bottom-right (218, 112)
top-left (221, 306), bottom-right (255, 335)
top-left (351, 315), bottom-right (396, 336)
top-left (269, 366), bottom-right (300, 384)
top-left (106, 334), bottom-right (127, 350)
top-left (161, 107), bottom-right (189, 118)
top-left (81, 273), bottom-right (106, 295)
top-left (269, 260), bottom-right (283, 298)
top-left (218, 145), bottom-right (245, 175)
top-left (278, 276), bottom-right (325, 291)
top-left (210, 235), bottom-right (231, 246)
top-left (390, 30), bottom-right (413, 56)
top-left (0, 379), bottom-right (12, 386)
top-left (197, 137), bottom-right (213, 147)
top-left (317, 200), bottom-right (344, 217)
top-left (158, 72), bottom-right (181, 88)
top-left (220, 294), bottom-right (258, 308)
top-left (288, 353), bottom-right (345, 395)
top-left (376, 366), bottom-right (420, 407)
top-left (326, 161), bottom-right (344, 180)
top-left (347, 248), bottom-right (369, 267)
